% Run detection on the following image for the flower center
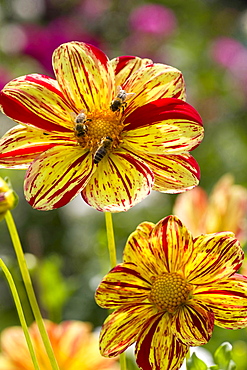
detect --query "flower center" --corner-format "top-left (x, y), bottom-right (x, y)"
top-left (73, 109), bottom-right (124, 152)
top-left (149, 272), bottom-right (192, 313)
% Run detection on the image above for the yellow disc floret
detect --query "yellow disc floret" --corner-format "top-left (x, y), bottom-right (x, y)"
top-left (73, 109), bottom-right (124, 152)
top-left (149, 272), bottom-right (192, 313)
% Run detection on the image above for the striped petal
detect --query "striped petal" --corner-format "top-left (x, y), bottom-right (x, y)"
top-left (0, 125), bottom-right (74, 169)
top-left (185, 233), bottom-right (244, 284)
top-left (123, 64), bottom-right (186, 116)
top-left (0, 74), bottom-right (73, 132)
top-left (136, 312), bottom-right (189, 370)
top-left (132, 152), bottom-right (201, 193)
top-left (122, 98), bottom-right (203, 154)
top-left (81, 151), bottom-right (154, 212)
top-left (194, 274), bottom-right (247, 329)
top-left (24, 146), bottom-right (93, 210)
top-left (53, 42), bottom-right (115, 112)
top-left (110, 56), bottom-right (153, 87)
top-left (171, 302), bottom-right (214, 346)
top-left (123, 222), bottom-right (159, 281)
top-left (150, 216), bottom-right (194, 274)
top-left (99, 304), bottom-right (157, 357)
top-left (95, 263), bottom-right (152, 308)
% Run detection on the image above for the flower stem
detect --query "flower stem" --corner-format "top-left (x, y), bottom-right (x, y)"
top-left (120, 351), bottom-right (127, 370)
top-left (186, 348), bottom-right (190, 369)
top-left (0, 259), bottom-right (40, 370)
top-left (4, 210), bottom-right (60, 370)
top-left (104, 212), bottom-right (126, 369)
top-left (104, 212), bottom-right (117, 268)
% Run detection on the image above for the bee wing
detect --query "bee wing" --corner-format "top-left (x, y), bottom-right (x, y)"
top-left (69, 111), bottom-right (77, 121)
top-left (125, 92), bottom-right (136, 101)
top-left (115, 85), bottom-right (122, 95)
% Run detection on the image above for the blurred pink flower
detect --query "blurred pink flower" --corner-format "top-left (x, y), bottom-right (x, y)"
top-left (173, 174), bottom-right (247, 245)
top-left (210, 37), bottom-right (247, 96)
top-left (0, 67), bottom-right (13, 90)
top-left (129, 4), bottom-right (177, 36)
top-left (23, 17), bottom-right (100, 73)
top-left (211, 37), bottom-right (247, 70)
top-left (79, 0), bottom-right (111, 19)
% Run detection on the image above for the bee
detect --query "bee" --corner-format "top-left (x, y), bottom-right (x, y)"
top-left (110, 86), bottom-right (135, 113)
top-left (71, 110), bottom-right (92, 138)
top-left (93, 136), bottom-right (113, 164)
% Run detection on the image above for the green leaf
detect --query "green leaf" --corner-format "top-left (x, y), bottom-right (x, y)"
top-left (213, 342), bottom-right (236, 370)
top-left (187, 353), bottom-right (208, 370)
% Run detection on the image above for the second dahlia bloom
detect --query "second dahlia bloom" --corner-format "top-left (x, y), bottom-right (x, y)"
top-left (95, 216), bottom-right (247, 370)
top-left (173, 174), bottom-right (247, 245)
top-left (0, 41), bottom-right (203, 212)
top-left (0, 320), bottom-right (119, 370)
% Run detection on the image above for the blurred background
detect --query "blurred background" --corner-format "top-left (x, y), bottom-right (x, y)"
top-left (0, 0), bottom-right (247, 368)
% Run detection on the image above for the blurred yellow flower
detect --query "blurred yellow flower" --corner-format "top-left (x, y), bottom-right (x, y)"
top-left (0, 177), bottom-right (17, 221)
top-left (95, 215), bottom-right (247, 370)
top-left (0, 320), bottom-right (119, 370)
top-left (173, 174), bottom-right (247, 244)
top-left (0, 41), bottom-right (203, 212)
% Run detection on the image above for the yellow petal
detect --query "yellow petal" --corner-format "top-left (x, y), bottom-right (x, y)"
top-left (0, 125), bottom-right (73, 169)
top-left (122, 99), bottom-right (203, 155)
top-left (131, 152), bottom-right (201, 193)
top-left (1, 74), bottom-right (74, 131)
top-left (24, 146), bottom-right (94, 210)
top-left (123, 222), bottom-right (161, 281)
top-left (123, 63), bottom-right (186, 116)
top-left (171, 302), bottom-right (214, 346)
top-left (99, 305), bottom-right (157, 357)
top-left (136, 312), bottom-right (189, 370)
top-left (110, 56), bottom-right (153, 87)
top-left (95, 263), bottom-right (152, 308)
top-left (194, 274), bottom-right (247, 329)
top-left (81, 150), bottom-right (154, 212)
top-left (150, 215), bottom-right (194, 274)
top-left (185, 233), bottom-right (243, 284)
top-left (53, 42), bottom-right (115, 112)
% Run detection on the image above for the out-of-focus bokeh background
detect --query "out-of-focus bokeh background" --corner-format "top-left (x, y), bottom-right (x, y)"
top-left (0, 0), bottom-right (247, 368)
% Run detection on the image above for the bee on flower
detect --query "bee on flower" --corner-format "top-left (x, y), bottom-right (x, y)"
top-left (95, 215), bottom-right (247, 370)
top-left (0, 42), bottom-right (203, 212)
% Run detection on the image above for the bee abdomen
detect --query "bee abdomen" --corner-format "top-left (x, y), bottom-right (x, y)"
top-left (94, 148), bottom-right (106, 164)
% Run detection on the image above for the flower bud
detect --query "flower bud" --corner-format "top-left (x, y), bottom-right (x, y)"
top-left (0, 177), bottom-right (18, 221)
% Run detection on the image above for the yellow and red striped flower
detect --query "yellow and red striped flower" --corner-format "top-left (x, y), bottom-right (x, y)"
top-left (95, 215), bottom-right (247, 370)
top-left (0, 320), bottom-right (119, 370)
top-left (0, 42), bottom-right (203, 212)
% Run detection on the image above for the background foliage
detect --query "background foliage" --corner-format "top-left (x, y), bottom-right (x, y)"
top-left (0, 0), bottom-right (247, 368)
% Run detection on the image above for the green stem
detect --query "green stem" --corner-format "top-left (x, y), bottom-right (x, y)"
top-left (104, 212), bottom-right (117, 268)
top-left (0, 259), bottom-right (40, 370)
top-left (104, 212), bottom-right (126, 369)
top-left (186, 348), bottom-right (190, 369)
top-left (120, 351), bottom-right (127, 370)
top-left (5, 211), bottom-right (60, 370)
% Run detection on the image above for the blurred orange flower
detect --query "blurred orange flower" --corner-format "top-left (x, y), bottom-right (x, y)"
top-left (0, 320), bottom-right (119, 370)
top-left (173, 174), bottom-right (247, 244)
top-left (0, 41), bottom-right (203, 212)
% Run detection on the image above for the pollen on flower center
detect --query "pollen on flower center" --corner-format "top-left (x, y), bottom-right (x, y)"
top-left (74, 109), bottom-right (124, 151)
top-left (149, 272), bottom-right (192, 313)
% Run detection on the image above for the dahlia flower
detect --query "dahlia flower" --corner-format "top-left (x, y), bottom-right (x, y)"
top-left (0, 42), bottom-right (203, 212)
